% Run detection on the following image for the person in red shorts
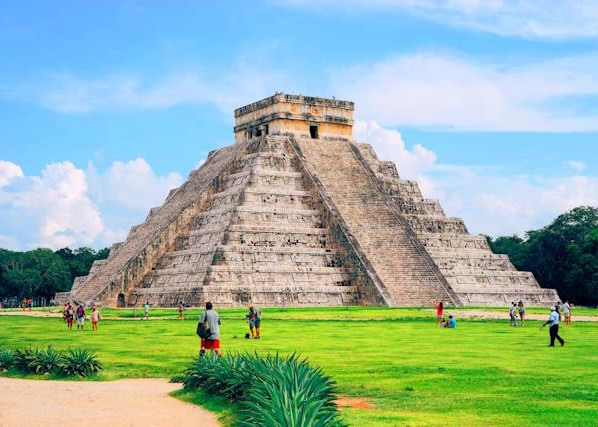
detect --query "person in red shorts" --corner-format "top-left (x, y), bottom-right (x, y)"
top-left (199, 302), bottom-right (221, 356)
top-left (433, 301), bottom-right (444, 327)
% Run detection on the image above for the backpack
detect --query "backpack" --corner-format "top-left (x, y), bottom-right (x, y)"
top-left (197, 317), bottom-right (210, 339)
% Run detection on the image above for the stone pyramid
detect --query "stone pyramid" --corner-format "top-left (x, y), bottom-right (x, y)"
top-left (56, 93), bottom-right (559, 307)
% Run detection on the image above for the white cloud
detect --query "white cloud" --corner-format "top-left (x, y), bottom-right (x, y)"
top-left (0, 160), bottom-right (24, 187)
top-left (0, 158), bottom-right (183, 250)
top-left (565, 160), bottom-right (587, 171)
top-left (356, 122), bottom-right (598, 235)
top-left (354, 120), bottom-right (436, 178)
top-left (330, 52), bottom-right (598, 131)
top-left (280, 0), bottom-right (598, 39)
top-left (37, 64), bottom-right (292, 115)
top-left (87, 158), bottom-right (183, 211)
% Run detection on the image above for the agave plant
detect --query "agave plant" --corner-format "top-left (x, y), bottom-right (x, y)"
top-left (60, 347), bottom-right (102, 377)
top-left (0, 347), bottom-right (14, 371)
top-left (30, 346), bottom-right (62, 374)
top-left (13, 346), bottom-right (38, 373)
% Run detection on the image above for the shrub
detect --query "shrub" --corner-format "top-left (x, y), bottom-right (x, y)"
top-left (183, 353), bottom-right (344, 427)
top-left (60, 347), bottom-right (102, 377)
top-left (0, 348), bottom-right (13, 370)
top-left (13, 347), bottom-right (38, 372)
top-left (239, 355), bottom-right (343, 427)
top-left (30, 346), bottom-right (62, 375)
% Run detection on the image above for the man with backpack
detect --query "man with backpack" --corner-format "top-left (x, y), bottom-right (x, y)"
top-left (197, 302), bottom-right (221, 356)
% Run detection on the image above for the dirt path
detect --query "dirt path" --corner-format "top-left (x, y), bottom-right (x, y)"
top-left (0, 377), bottom-right (219, 427)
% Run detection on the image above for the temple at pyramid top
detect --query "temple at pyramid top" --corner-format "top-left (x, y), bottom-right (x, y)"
top-left (55, 93), bottom-right (559, 308)
top-left (234, 93), bottom-right (354, 143)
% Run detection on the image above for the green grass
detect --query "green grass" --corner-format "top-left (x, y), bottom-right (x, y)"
top-left (1, 307), bottom-right (597, 426)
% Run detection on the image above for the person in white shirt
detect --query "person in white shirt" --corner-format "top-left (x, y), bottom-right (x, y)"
top-left (542, 307), bottom-right (565, 347)
top-left (563, 301), bottom-right (571, 326)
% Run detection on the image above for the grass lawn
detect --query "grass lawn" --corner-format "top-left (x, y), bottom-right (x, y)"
top-left (1, 307), bottom-right (597, 426)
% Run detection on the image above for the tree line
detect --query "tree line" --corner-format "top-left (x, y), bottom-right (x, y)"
top-left (487, 206), bottom-right (598, 306)
top-left (1, 206), bottom-right (596, 306)
top-left (0, 247), bottom-right (109, 302)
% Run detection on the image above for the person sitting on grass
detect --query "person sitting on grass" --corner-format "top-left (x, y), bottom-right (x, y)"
top-left (434, 301), bottom-right (444, 327)
top-left (199, 302), bottom-right (221, 357)
top-left (448, 315), bottom-right (456, 328)
top-left (90, 306), bottom-right (101, 332)
top-left (441, 317), bottom-right (448, 328)
top-left (76, 304), bottom-right (86, 331)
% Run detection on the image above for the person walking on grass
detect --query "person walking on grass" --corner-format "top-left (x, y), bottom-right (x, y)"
top-left (518, 301), bottom-right (526, 327)
top-left (246, 306), bottom-right (256, 338)
top-left (253, 306), bottom-right (262, 339)
top-left (433, 301), bottom-right (444, 327)
top-left (143, 301), bottom-right (150, 320)
top-left (66, 303), bottom-right (75, 331)
top-left (178, 301), bottom-right (185, 320)
top-left (563, 301), bottom-right (571, 326)
top-left (198, 302), bottom-right (221, 356)
top-left (509, 302), bottom-right (518, 326)
top-left (542, 306), bottom-right (565, 347)
top-left (76, 304), bottom-right (86, 331)
top-left (90, 306), bottom-right (100, 332)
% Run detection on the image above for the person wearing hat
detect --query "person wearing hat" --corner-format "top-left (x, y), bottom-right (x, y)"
top-left (542, 306), bottom-right (565, 347)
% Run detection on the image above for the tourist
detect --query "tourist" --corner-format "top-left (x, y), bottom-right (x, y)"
top-left (62, 302), bottom-right (69, 323)
top-left (90, 306), bottom-right (100, 332)
top-left (65, 303), bottom-right (75, 331)
top-left (198, 302), bottom-right (221, 356)
top-left (254, 306), bottom-right (261, 339)
top-left (542, 306), bottom-right (565, 347)
top-left (433, 301), bottom-right (444, 327)
top-left (518, 301), bottom-right (526, 327)
top-left (509, 302), bottom-right (518, 326)
top-left (76, 304), bottom-right (86, 331)
top-left (28, 298), bottom-right (32, 311)
top-left (246, 306), bottom-right (256, 338)
top-left (144, 301), bottom-right (150, 320)
top-left (440, 317), bottom-right (448, 328)
top-left (178, 301), bottom-right (184, 320)
top-left (555, 302), bottom-right (563, 324)
top-left (563, 301), bottom-right (571, 326)
top-left (448, 315), bottom-right (456, 328)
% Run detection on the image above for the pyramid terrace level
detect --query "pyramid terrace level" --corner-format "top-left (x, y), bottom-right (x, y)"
top-left (55, 93), bottom-right (559, 308)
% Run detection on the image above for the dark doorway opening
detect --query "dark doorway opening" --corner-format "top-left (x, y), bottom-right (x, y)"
top-left (117, 293), bottom-right (126, 307)
top-left (309, 125), bottom-right (318, 139)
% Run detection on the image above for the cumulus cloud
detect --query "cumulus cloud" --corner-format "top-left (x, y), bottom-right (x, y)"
top-left (87, 158), bottom-right (183, 211)
top-left (354, 120), bottom-right (436, 178)
top-left (0, 160), bottom-right (24, 187)
top-left (356, 122), bottom-right (598, 236)
top-left (330, 52), bottom-right (598, 132)
top-left (0, 158), bottom-right (182, 250)
top-left (280, 0), bottom-right (598, 39)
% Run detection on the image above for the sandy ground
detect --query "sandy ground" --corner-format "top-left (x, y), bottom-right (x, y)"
top-left (0, 377), bottom-right (219, 427)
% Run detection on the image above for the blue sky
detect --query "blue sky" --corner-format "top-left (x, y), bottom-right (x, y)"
top-left (1, 0), bottom-right (597, 250)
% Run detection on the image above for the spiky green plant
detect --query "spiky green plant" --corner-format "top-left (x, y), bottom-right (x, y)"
top-left (238, 354), bottom-right (344, 427)
top-left (13, 346), bottom-right (38, 372)
top-left (0, 347), bottom-right (14, 370)
top-left (30, 346), bottom-right (62, 374)
top-left (182, 352), bottom-right (344, 427)
top-left (60, 347), bottom-right (102, 377)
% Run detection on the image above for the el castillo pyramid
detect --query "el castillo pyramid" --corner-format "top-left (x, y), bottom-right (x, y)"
top-left (56, 93), bottom-right (559, 307)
